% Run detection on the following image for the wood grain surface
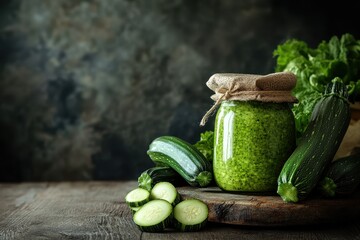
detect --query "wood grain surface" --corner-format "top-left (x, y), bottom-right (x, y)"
top-left (0, 181), bottom-right (359, 240)
top-left (178, 186), bottom-right (360, 226)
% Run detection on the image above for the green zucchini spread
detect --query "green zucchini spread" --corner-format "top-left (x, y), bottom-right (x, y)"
top-left (214, 101), bottom-right (295, 192)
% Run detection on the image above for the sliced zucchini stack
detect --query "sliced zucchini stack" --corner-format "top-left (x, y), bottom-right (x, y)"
top-left (125, 182), bottom-right (209, 232)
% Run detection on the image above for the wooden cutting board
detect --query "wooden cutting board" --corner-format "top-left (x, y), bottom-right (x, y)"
top-left (177, 186), bottom-right (360, 226)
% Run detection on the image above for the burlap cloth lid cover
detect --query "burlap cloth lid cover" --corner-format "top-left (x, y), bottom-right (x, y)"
top-left (200, 72), bottom-right (297, 126)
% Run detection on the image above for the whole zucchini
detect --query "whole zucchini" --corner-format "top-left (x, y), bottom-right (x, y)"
top-left (318, 153), bottom-right (360, 197)
top-left (277, 80), bottom-right (351, 203)
top-left (147, 136), bottom-right (213, 187)
top-left (138, 166), bottom-right (183, 191)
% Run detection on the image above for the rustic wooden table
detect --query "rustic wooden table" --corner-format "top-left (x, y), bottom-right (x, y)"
top-left (0, 181), bottom-right (359, 240)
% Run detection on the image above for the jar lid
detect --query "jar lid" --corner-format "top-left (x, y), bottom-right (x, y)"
top-left (200, 72), bottom-right (297, 126)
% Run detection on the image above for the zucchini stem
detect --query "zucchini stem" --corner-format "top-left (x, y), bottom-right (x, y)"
top-left (318, 177), bottom-right (337, 197)
top-left (138, 173), bottom-right (152, 191)
top-left (195, 171), bottom-right (212, 187)
top-left (277, 183), bottom-right (299, 203)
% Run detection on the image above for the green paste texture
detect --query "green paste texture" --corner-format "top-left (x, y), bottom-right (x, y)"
top-left (214, 101), bottom-right (295, 192)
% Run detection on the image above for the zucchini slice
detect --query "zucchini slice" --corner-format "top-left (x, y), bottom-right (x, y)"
top-left (125, 188), bottom-right (150, 207)
top-left (173, 199), bottom-right (208, 232)
top-left (130, 206), bottom-right (141, 215)
top-left (150, 182), bottom-right (180, 206)
top-left (133, 199), bottom-right (173, 232)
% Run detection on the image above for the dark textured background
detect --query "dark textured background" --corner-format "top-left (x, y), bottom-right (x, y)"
top-left (1, 0), bottom-right (359, 181)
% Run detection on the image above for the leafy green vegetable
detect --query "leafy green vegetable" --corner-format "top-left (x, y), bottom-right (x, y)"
top-left (194, 131), bottom-right (213, 162)
top-left (274, 33), bottom-right (360, 135)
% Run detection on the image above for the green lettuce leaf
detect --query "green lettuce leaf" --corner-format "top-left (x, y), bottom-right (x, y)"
top-left (194, 131), bottom-right (213, 162)
top-left (274, 33), bottom-right (360, 135)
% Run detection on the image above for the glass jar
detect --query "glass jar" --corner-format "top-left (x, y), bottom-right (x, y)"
top-left (213, 100), bottom-right (295, 192)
